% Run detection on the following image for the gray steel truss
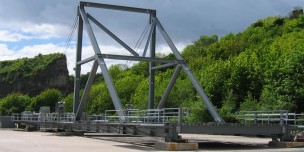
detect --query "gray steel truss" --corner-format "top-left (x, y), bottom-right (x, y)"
top-left (73, 2), bottom-right (224, 123)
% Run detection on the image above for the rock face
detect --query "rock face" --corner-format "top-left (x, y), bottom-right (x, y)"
top-left (0, 53), bottom-right (69, 98)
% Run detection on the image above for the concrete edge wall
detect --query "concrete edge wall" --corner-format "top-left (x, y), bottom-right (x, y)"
top-left (0, 116), bottom-right (15, 128)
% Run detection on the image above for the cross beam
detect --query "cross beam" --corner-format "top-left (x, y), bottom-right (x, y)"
top-left (80, 1), bottom-right (156, 14)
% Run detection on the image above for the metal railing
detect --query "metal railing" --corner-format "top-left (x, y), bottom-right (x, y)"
top-left (237, 110), bottom-right (304, 127)
top-left (12, 112), bottom-right (40, 122)
top-left (102, 108), bottom-right (188, 125)
top-left (12, 108), bottom-right (188, 125)
top-left (12, 112), bottom-right (75, 123)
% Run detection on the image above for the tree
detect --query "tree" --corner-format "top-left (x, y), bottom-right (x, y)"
top-left (183, 101), bottom-right (213, 123)
top-left (29, 89), bottom-right (62, 112)
top-left (289, 7), bottom-right (303, 19)
top-left (63, 93), bottom-right (74, 112)
top-left (219, 90), bottom-right (238, 122)
top-left (0, 94), bottom-right (30, 116)
top-left (88, 83), bottom-right (113, 114)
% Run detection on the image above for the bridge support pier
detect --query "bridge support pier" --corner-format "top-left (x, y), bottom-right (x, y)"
top-left (155, 142), bottom-right (198, 151)
top-left (269, 141), bottom-right (304, 148)
top-left (164, 125), bottom-right (179, 142)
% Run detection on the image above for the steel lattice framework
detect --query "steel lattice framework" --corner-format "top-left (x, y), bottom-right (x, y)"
top-left (73, 1), bottom-right (224, 123)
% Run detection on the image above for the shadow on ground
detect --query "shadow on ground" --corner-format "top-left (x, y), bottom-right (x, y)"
top-left (85, 135), bottom-right (286, 151)
top-left (198, 141), bottom-right (280, 151)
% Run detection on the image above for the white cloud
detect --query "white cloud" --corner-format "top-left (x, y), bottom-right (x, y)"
top-left (0, 21), bottom-right (69, 40)
top-left (20, 22), bottom-right (69, 39)
top-left (0, 30), bottom-right (32, 42)
top-left (0, 44), bottom-right (15, 60)
top-left (156, 42), bottom-right (187, 55)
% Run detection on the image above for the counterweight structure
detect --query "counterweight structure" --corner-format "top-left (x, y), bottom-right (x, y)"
top-left (73, 1), bottom-right (224, 123)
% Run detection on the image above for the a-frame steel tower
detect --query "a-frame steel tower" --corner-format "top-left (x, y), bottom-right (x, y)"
top-left (73, 1), bottom-right (224, 124)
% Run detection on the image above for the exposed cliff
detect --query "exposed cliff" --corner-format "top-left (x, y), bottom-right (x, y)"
top-left (0, 53), bottom-right (69, 97)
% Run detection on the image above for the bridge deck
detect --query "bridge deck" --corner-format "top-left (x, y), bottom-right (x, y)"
top-left (12, 109), bottom-right (303, 141)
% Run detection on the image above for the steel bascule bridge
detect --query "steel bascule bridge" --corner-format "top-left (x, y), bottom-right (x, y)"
top-left (12, 2), bottom-right (304, 149)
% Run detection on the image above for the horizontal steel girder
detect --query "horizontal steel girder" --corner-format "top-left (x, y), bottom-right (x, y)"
top-left (77, 54), bottom-right (183, 65)
top-left (99, 54), bottom-right (183, 63)
top-left (80, 1), bottom-right (156, 14)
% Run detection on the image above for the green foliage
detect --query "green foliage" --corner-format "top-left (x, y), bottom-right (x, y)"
top-left (109, 64), bottom-right (125, 81)
top-left (63, 93), bottom-right (73, 112)
top-left (130, 78), bottom-right (149, 109)
top-left (29, 89), bottom-right (62, 112)
top-left (206, 33), bottom-right (247, 60)
top-left (183, 101), bottom-right (213, 123)
top-left (0, 94), bottom-right (30, 116)
top-left (0, 53), bottom-right (68, 98)
top-left (0, 53), bottom-right (65, 80)
top-left (87, 83), bottom-right (113, 114)
top-left (239, 93), bottom-right (259, 111)
top-left (168, 78), bottom-right (196, 108)
top-left (129, 61), bottom-right (149, 76)
top-left (116, 72), bottom-right (143, 106)
top-left (182, 35), bottom-right (218, 58)
top-left (219, 90), bottom-right (238, 122)
top-left (289, 7), bottom-right (303, 19)
top-left (200, 60), bottom-right (231, 107)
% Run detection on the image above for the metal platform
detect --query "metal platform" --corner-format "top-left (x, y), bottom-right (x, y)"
top-left (12, 109), bottom-right (303, 142)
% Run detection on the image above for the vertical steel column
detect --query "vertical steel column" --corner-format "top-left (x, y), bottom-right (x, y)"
top-left (154, 17), bottom-right (224, 124)
top-left (73, 6), bottom-right (83, 113)
top-left (148, 11), bottom-right (156, 109)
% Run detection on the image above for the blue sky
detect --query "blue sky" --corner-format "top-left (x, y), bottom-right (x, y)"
top-left (0, 0), bottom-right (303, 75)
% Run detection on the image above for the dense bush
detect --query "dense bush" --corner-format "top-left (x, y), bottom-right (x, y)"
top-left (28, 89), bottom-right (62, 112)
top-left (0, 94), bottom-right (30, 115)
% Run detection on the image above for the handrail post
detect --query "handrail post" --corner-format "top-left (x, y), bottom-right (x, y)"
top-left (178, 107), bottom-right (182, 126)
top-left (294, 113), bottom-right (297, 126)
top-left (268, 111), bottom-right (270, 125)
top-left (285, 111), bottom-right (288, 125)
top-left (254, 112), bottom-right (258, 124)
top-left (280, 112), bottom-right (283, 126)
top-left (104, 111), bottom-right (107, 124)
